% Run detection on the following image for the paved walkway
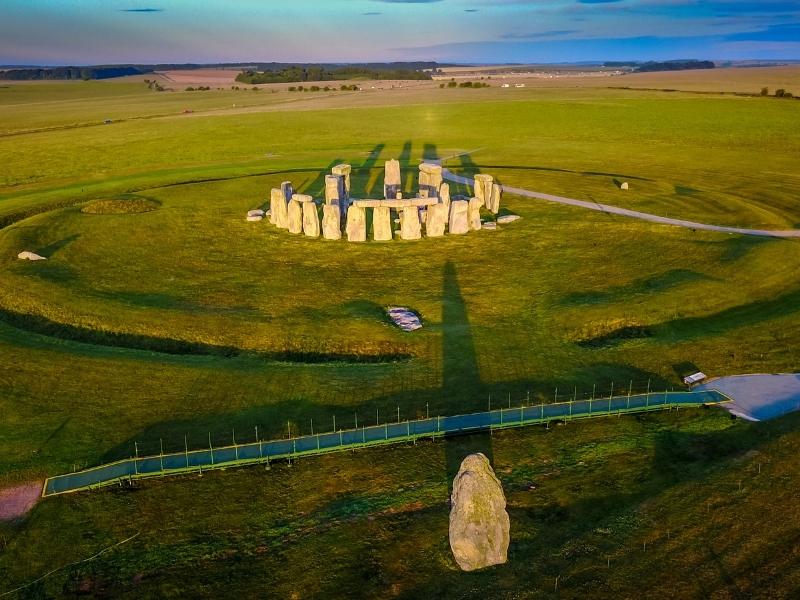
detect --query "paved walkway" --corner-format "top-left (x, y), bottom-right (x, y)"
top-left (698, 373), bottom-right (800, 421)
top-left (442, 169), bottom-right (800, 239)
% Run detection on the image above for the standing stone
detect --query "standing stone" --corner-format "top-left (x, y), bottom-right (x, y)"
top-left (270, 188), bottom-right (288, 228)
top-left (281, 181), bottom-right (294, 202)
top-left (346, 205), bottom-right (366, 242)
top-left (449, 453), bottom-right (510, 572)
top-left (426, 203), bottom-right (447, 237)
top-left (287, 199), bottom-right (303, 234)
top-left (449, 200), bottom-right (469, 235)
top-left (419, 163), bottom-right (443, 197)
top-left (400, 206), bottom-right (421, 240)
top-left (473, 174), bottom-right (494, 205)
top-left (332, 164), bottom-right (352, 197)
top-left (322, 205), bottom-right (341, 240)
top-left (302, 201), bottom-right (320, 238)
top-left (468, 197), bottom-right (483, 231)
top-left (384, 159), bottom-right (402, 199)
top-left (486, 183), bottom-right (502, 214)
top-left (325, 175), bottom-right (346, 206)
top-left (439, 182), bottom-right (451, 212)
top-left (372, 206), bottom-right (392, 241)
top-left (620, 181), bottom-right (629, 190)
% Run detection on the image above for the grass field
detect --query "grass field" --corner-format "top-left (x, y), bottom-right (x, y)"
top-left (1, 70), bottom-right (799, 597)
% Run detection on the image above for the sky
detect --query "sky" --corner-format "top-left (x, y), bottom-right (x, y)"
top-left (1, 0), bottom-right (799, 65)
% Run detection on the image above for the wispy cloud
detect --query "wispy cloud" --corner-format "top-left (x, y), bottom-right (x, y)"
top-left (502, 30), bottom-right (581, 39)
top-left (119, 8), bottom-right (163, 12)
top-left (363, 12), bottom-right (383, 16)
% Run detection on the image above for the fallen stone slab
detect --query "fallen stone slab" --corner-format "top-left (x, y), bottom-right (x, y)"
top-left (496, 215), bottom-right (521, 224)
top-left (246, 215), bottom-right (263, 222)
top-left (387, 306), bottom-right (422, 332)
top-left (17, 251), bottom-right (46, 261)
top-left (247, 209), bottom-right (265, 217)
top-left (482, 222), bottom-right (497, 230)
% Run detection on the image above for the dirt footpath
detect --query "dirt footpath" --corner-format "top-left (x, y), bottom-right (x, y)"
top-left (0, 481), bottom-right (42, 520)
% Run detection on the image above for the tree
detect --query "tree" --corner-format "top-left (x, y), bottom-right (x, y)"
top-left (760, 87), bottom-right (769, 96)
top-left (775, 89), bottom-right (786, 97)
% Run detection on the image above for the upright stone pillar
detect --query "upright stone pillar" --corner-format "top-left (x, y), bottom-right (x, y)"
top-left (400, 206), bottom-right (422, 240)
top-left (384, 159), bottom-right (401, 199)
top-left (373, 206), bottom-right (392, 241)
top-left (473, 174), bottom-right (493, 205)
top-left (426, 203), bottom-right (447, 237)
top-left (449, 200), bottom-right (469, 235)
top-left (419, 163), bottom-right (443, 197)
top-left (346, 205), bottom-right (366, 242)
top-left (439, 182), bottom-right (451, 213)
top-left (281, 181), bottom-right (294, 203)
top-left (468, 197), bottom-right (483, 231)
top-left (302, 201), bottom-right (320, 238)
top-left (486, 183), bottom-right (502, 214)
top-left (287, 199), bottom-right (303, 234)
top-left (325, 174), bottom-right (346, 207)
top-left (332, 164), bottom-right (351, 198)
top-left (270, 188), bottom-right (288, 228)
top-left (322, 205), bottom-right (341, 240)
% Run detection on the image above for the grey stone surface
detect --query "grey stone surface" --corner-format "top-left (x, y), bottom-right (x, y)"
top-left (486, 183), bottom-right (502, 214)
top-left (287, 199), bottom-right (303, 234)
top-left (325, 175), bottom-right (346, 206)
top-left (280, 181), bottom-right (294, 202)
top-left (473, 174), bottom-right (494, 205)
top-left (373, 206), bottom-right (392, 241)
top-left (302, 201), bottom-right (320, 238)
top-left (246, 215), bottom-right (263, 222)
top-left (620, 181), bottom-right (629, 190)
top-left (496, 214), bottom-right (521, 224)
top-left (419, 162), bottom-right (443, 197)
top-left (322, 205), bottom-right (341, 240)
top-left (482, 221), bottom-right (497, 230)
top-left (426, 203), bottom-right (447, 237)
top-left (346, 205), bottom-right (367, 242)
top-left (468, 197), bottom-right (483, 231)
top-left (400, 206), bottom-right (422, 240)
top-left (449, 453), bottom-right (510, 572)
top-left (271, 188), bottom-right (288, 228)
top-left (384, 159), bottom-right (401, 199)
top-left (449, 200), bottom-right (469, 235)
top-left (17, 251), bottom-right (46, 261)
top-left (439, 182), bottom-right (451, 212)
top-left (332, 164), bottom-right (351, 196)
top-left (247, 209), bottom-right (265, 217)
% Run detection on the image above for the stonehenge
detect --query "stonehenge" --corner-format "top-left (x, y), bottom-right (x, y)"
top-left (259, 158), bottom-right (514, 242)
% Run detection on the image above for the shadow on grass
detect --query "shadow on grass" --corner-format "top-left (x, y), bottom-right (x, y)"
top-left (559, 268), bottom-right (715, 307)
top-left (578, 285), bottom-right (800, 348)
top-left (36, 233), bottom-right (80, 257)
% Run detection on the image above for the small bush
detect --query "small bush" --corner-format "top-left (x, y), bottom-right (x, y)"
top-left (288, 86), bottom-right (297, 91)
top-left (439, 83), bottom-right (445, 88)
top-left (447, 81), bottom-right (457, 88)
top-left (775, 89), bottom-right (786, 97)
top-left (309, 85), bottom-right (320, 92)
top-left (185, 86), bottom-right (195, 91)
top-left (760, 87), bottom-right (769, 96)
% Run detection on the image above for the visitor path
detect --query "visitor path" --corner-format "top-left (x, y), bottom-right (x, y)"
top-left (442, 170), bottom-right (800, 239)
top-left (43, 390), bottom-right (724, 497)
top-left (697, 374), bottom-right (800, 421)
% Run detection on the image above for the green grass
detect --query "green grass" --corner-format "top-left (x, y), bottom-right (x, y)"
top-left (1, 77), bottom-right (799, 597)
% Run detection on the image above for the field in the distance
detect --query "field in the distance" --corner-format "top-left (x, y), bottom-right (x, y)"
top-left (1, 68), bottom-right (799, 597)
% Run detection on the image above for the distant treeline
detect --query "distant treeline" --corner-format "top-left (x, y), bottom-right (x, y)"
top-left (0, 61), bottom-right (443, 81)
top-left (237, 64), bottom-right (433, 84)
top-left (634, 60), bottom-right (715, 73)
top-left (0, 66), bottom-right (151, 80)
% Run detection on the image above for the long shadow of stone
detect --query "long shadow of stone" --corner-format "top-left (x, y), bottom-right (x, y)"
top-left (36, 233), bottom-right (80, 257)
top-left (398, 140), bottom-right (413, 194)
top-left (440, 261), bottom-right (494, 486)
top-left (298, 158), bottom-right (344, 198)
top-left (354, 143), bottom-right (385, 197)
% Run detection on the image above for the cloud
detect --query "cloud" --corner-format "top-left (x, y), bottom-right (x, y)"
top-left (363, 12), bottom-right (383, 15)
top-left (464, 8), bottom-right (479, 12)
top-left (119, 8), bottom-right (163, 12)
top-left (502, 30), bottom-right (581, 39)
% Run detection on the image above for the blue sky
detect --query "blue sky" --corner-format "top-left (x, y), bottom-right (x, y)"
top-left (1, 1), bottom-right (798, 65)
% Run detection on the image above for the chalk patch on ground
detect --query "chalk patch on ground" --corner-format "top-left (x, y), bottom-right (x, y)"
top-left (0, 481), bottom-right (43, 520)
top-left (387, 307), bottom-right (422, 332)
